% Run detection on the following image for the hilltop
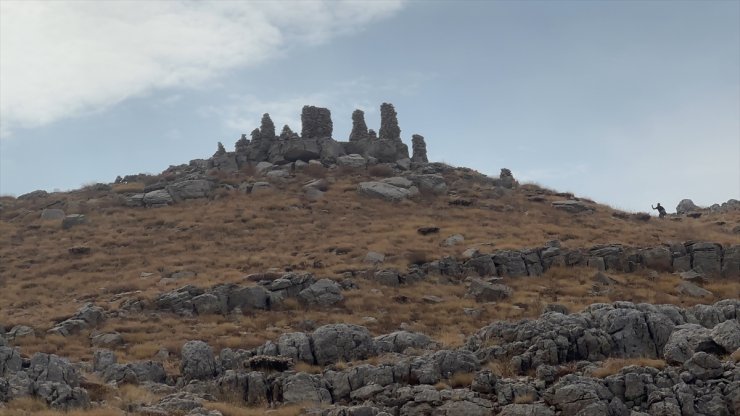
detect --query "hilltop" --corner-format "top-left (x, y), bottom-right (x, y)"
top-left (0, 104), bottom-right (738, 416)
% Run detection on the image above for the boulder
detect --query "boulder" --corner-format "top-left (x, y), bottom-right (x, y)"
top-left (409, 174), bottom-right (447, 195)
top-left (181, 340), bottom-right (217, 381)
top-left (375, 331), bottom-right (434, 353)
top-left (677, 281), bottom-right (713, 298)
top-left (441, 234), bottom-right (464, 246)
top-left (676, 199), bottom-right (700, 214)
top-left (298, 279), bottom-right (344, 306)
top-left (663, 324), bottom-right (714, 365)
top-left (166, 180), bottom-right (213, 201)
top-left (61, 214), bottom-right (87, 229)
top-left (374, 269), bottom-right (400, 286)
top-left (364, 251), bottom-right (385, 264)
top-left (468, 279), bottom-right (513, 302)
top-left (143, 190), bottom-right (173, 206)
top-left (282, 372), bottom-right (332, 404)
top-left (311, 324), bottom-right (376, 365)
top-left (551, 200), bottom-right (594, 213)
top-left (337, 154), bottom-right (367, 169)
top-left (381, 176), bottom-right (414, 189)
top-left (40, 208), bottom-right (65, 220)
top-left (709, 319), bottom-right (740, 352)
top-left (499, 404), bottom-right (555, 416)
top-left (684, 351), bottom-right (723, 380)
top-left (357, 182), bottom-right (414, 202)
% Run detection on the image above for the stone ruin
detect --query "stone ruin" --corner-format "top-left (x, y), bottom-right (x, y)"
top-left (207, 103), bottom-right (419, 171)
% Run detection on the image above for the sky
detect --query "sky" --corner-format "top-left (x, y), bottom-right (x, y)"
top-left (1, 0), bottom-right (738, 213)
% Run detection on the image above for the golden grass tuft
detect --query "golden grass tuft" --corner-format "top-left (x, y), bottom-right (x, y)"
top-left (591, 358), bottom-right (667, 378)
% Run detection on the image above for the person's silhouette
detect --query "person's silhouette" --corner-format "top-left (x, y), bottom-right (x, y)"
top-left (652, 203), bottom-right (667, 218)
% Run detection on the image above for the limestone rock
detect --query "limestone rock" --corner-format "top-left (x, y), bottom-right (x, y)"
top-left (62, 214), bottom-right (87, 229)
top-left (337, 154), bottom-right (367, 169)
top-left (143, 190), bottom-right (173, 206)
top-left (298, 279), bottom-right (344, 306)
top-left (40, 209), bottom-right (65, 220)
top-left (311, 324), bottom-right (376, 365)
top-left (677, 281), bottom-right (713, 298)
top-left (551, 200), bottom-right (594, 213)
top-left (282, 372), bottom-right (332, 404)
top-left (468, 279), bottom-right (513, 302)
top-left (181, 340), bottom-right (217, 381)
top-left (676, 199), bottom-right (700, 214)
top-left (357, 182), bottom-right (415, 202)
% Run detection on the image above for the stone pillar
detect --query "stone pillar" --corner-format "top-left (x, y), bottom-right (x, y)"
top-left (250, 128), bottom-right (262, 145)
top-left (368, 129), bottom-right (377, 139)
top-left (349, 109), bottom-right (369, 141)
top-left (280, 124), bottom-right (297, 140)
top-left (379, 103), bottom-right (401, 140)
top-left (411, 134), bottom-right (428, 163)
top-left (260, 113), bottom-right (276, 140)
top-left (235, 134), bottom-right (249, 153)
top-left (301, 106), bottom-right (333, 138)
top-left (215, 142), bottom-right (226, 156)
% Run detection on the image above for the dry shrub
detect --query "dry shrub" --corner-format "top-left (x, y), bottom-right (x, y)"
top-left (731, 349), bottom-right (740, 363)
top-left (591, 358), bottom-right (666, 378)
top-left (486, 359), bottom-right (516, 378)
top-left (112, 182), bottom-right (145, 194)
top-left (514, 393), bottom-right (535, 404)
top-left (447, 372), bottom-right (474, 388)
top-left (294, 362), bottom-right (324, 374)
top-left (304, 164), bottom-right (327, 179)
top-left (367, 164), bottom-right (394, 178)
top-left (204, 402), bottom-right (307, 416)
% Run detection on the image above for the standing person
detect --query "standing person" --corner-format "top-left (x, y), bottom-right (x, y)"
top-left (652, 203), bottom-right (667, 218)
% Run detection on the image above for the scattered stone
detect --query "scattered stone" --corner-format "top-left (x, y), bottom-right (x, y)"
top-left (494, 168), bottom-right (517, 189)
top-left (68, 246), bottom-right (91, 255)
top-left (40, 209), bottom-right (65, 220)
top-left (422, 295), bottom-right (443, 304)
top-left (181, 340), bottom-right (217, 381)
top-left (337, 154), bottom-right (367, 169)
top-left (298, 279), bottom-right (343, 306)
top-left (62, 214), bottom-right (87, 229)
top-left (364, 251), bottom-right (385, 264)
top-left (441, 234), bottom-right (464, 246)
top-left (677, 281), bottom-right (713, 298)
top-left (357, 182), bottom-right (415, 202)
top-left (679, 270), bottom-right (705, 283)
top-left (417, 226), bottom-right (440, 235)
top-left (551, 200), bottom-right (594, 213)
top-left (468, 278), bottom-right (513, 302)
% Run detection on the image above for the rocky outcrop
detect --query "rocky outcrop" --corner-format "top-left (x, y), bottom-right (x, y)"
top-left (48, 303), bottom-right (105, 336)
top-left (379, 103), bottom-right (401, 140)
top-left (468, 299), bottom-right (739, 375)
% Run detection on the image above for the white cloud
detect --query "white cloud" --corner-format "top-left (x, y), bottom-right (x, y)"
top-left (0, 0), bottom-right (404, 137)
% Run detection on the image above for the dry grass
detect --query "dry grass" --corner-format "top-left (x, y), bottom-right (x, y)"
top-left (0, 169), bottom-right (738, 364)
top-left (591, 358), bottom-right (667, 378)
top-left (513, 393), bottom-right (536, 404)
top-left (203, 402), bottom-right (309, 416)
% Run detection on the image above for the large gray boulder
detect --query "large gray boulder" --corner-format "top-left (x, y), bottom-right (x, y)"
top-left (181, 340), bottom-right (217, 381)
top-left (551, 200), bottom-right (594, 213)
top-left (544, 375), bottom-right (613, 415)
top-left (337, 154), bottom-right (367, 168)
top-left (409, 174), bottom-right (447, 195)
top-left (40, 208), bottom-right (65, 220)
top-left (311, 324), bottom-right (376, 365)
top-left (277, 332), bottom-right (314, 363)
top-left (143, 189), bottom-right (173, 206)
top-left (375, 331), bottom-right (434, 353)
top-left (684, 351), bottom-right (723, 380)
top-left (298, 279), bottom-right (343, 306)
top-left (709, 319), bottom-right (740, 352)
top-left (166, 179), bottom-right (213, 201)
top-left (0, 346), bottom-right (22, 376)
top-left (61, 214), bottom-right (87, 229)
top-left (499, 404), bottom-right (555, 416)
top-left (676, 199), bottom-right (700, 214)
top-left (663, 324), bottom-right (714, 364)
top-left (357, 182), bottom-right (415, 202)
top-left (282, 372), bottom-right (332, 404)
top-left (468, 279), bottom-right (512, 302)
